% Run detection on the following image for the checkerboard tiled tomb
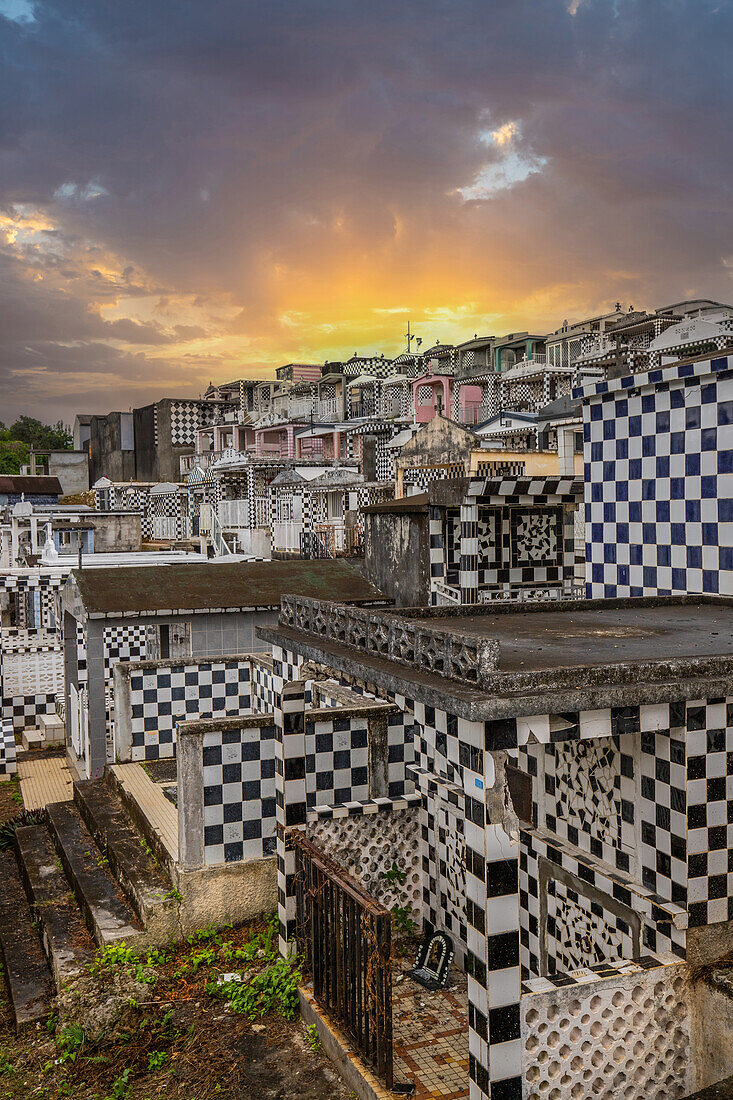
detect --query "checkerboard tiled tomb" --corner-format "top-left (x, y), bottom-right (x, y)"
top-left (427, 477), bottom-right (580, 604)
top-left (580, 353), bottom-right (733, 597)
top-left (114, 654), bottom-right (254, 762)
top-left (177, 715), bottom-right (278, 868)
top-left (264, 600), bottom-right (731, 1100)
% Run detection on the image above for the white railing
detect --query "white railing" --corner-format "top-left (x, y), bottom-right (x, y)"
top-left (218, 499), bottom-right (250, 528)
top-left (253, 497), bottom-right (270, 527)
top-left (433, 580), bottom-right (461, 605)
top-left (313, 398), bottom-right (338, 421)
top-left (459, 402), bottom-right (484, 425)
top-left (287, 398), bottom-right (313, 419)
top-left (257, 440), bottom-right (289, 455)
top-left (273, 521), bottom-right (304, 552)
top-left (503, 355), bottom-right (574, 381)
top-left (209, 510), bottom-right (234, 557)
top-left (152, 516), bottom-right (180, 541)
top-left (379, 396), bottom-right (403, 418)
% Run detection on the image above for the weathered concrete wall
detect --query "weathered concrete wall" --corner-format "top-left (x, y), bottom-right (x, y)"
top-left (176, 859), bottom-right (278, 932)
top-left (398, 413), bottom-right (476, 468)
top-left (134, 400), bottom-right (195, 483)
top-left (90, 512), bottom-right (142, 553)
top-left (132, 404), bottom-right (158, 482)
top-left (48, 451), bottom-right (89, 495)
top-left (363, 509), bottom-right (429, 606)
top-left (691, 973), bottom-right (733, 1091)
top-left (89, 413), bottom-right (135, 485)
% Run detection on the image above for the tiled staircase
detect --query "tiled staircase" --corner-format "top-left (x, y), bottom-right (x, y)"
top-left (0, 779), bottom-right (181, 1028)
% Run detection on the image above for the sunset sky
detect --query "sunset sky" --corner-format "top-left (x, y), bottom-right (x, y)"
top-left (1, 0), bottom-right (732, 423)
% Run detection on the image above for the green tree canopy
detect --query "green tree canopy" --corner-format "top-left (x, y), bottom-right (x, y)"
top-left (7, 417), bottom-right (72, 451)
top-left (0, 417), bottom-right (72, 475)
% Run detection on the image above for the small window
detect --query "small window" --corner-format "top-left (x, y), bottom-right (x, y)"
top-left (159, 624), bottom-right (170, 659)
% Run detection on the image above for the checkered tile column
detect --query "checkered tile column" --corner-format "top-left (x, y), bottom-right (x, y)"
top-left (246, 466), bottom-right (256, 528)
top-left (273, 648), bottom-right (307, 956)
top-left (686, 698), bottom-right (733, 929)
top-left (428, 506), bottom-right (445, 604)
top-left (466, 750), bottom-right (522, 1100)
top-left (459, 502), bottom-right (479, 604)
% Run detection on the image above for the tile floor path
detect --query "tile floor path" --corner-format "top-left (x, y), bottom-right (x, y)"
top-left (392, 958), bottom-right (469, 1098)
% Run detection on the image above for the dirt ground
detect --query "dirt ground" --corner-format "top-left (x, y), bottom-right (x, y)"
top-left (0, 906), bottom-right (354, 1100)
top-left (0, 775), bottom-right (25, 827)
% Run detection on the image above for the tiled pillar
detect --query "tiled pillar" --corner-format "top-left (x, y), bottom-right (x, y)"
top-left (273, 646), bottom-right (307, 956)
top-left (466, 746), bottom-right (522, 1100)
top-left (428, 505), bottom-right (445, 604)
top-left (557, 424), bottom-right (575, 477)
top-left (246, 467), bottom-right (255, 528)
top-left (459, 500), bottom-right (479, 604)
top-left (286, 425), bottom-right (295, 459)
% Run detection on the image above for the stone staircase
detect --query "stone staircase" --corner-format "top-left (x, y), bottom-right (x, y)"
top-left (0, 778), bottom-right (181, 1029)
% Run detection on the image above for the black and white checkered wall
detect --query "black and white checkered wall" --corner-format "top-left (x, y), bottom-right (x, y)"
top-left (202, 722), bottom-right (277, 864)
top-left (0, 717), bottom-right (16, 776)
top-left (1, 693), bottom-right (57, 734)
top-left (580, 355), bottom-right (733, 597)
top-left (126, 657), bottom-right (252, 761)
top-left (305, 715), bottom-right (369, 810)
top-left (251, 658), bottom-right (276, 713)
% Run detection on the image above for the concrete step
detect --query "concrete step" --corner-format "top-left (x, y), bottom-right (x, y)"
top-left (21, 729), bottom-right (44, 752)
top-left (46, 801), bottom-right (144, 948)
top-left (74, 781), bottom-right (180, 944)
top-left (38, 714), bottom-right (65, 744)
top-left (14, 824), bottom-right (95, 986)
top-left (0, 852), bottom-right (53, 1028)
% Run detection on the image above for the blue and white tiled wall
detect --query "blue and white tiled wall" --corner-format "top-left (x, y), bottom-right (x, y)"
top-left (580, 355), bottom-right (733, 596)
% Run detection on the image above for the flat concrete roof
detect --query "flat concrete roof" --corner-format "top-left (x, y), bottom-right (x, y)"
top-left (70, 559), bottom-right (385, 616)
top-left (403, 602), bottom-right (733, 673)
top-left (260, 596), bottom-right (733, 720)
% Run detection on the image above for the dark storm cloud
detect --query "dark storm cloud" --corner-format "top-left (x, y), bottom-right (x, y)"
top-left (0, 0), bottom-right (732, 420)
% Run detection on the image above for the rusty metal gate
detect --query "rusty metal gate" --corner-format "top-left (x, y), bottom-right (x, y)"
top-left (293, 834), bottom-right (393, 1087)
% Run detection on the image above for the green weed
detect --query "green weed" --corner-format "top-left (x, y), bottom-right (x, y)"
top-left (208, 956), bottom-right (301, 1021)
top-left (146, 1050), bottom-right (168, 1071)
top-left (391, 904), bottom-right (418, 937)
top-left (306, 1023), bottom-right (321, 1053)
top-left (381, 861), bottom-right (407, 886)
top-left (56, 1023), bottom-right (84, 1065)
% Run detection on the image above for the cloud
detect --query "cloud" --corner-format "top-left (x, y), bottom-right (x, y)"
top-left (0, 0), bottom-right (731, 421)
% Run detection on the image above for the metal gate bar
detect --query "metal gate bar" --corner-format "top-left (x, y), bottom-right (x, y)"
top-left (293, 834), bottom-right (393, 1087)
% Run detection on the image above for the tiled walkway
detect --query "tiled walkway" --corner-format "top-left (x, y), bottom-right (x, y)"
top-left (109, 763), bottom-right (178, 861)
top-left (392, 958), bottom-right (469, 1098)
top-left (18, 756), bottom-right (73, 809)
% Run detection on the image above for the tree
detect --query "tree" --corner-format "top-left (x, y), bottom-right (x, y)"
top-left (0, 417), bottom-right (72, 474)
top-left (0, 424), bottom-right (29, 474)
top-left (7, 417), bottom-right (72, 451)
